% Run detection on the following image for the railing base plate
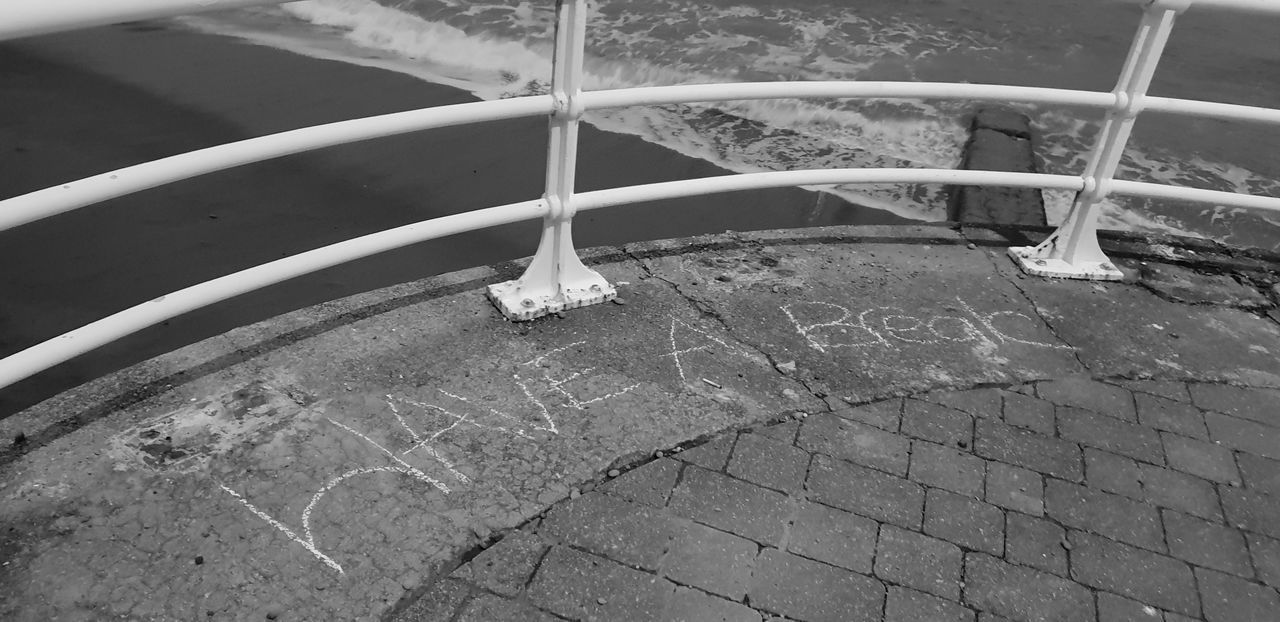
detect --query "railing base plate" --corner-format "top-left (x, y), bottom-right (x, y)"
top-left (486, 279), bottom-right (617, 321)
top-left (1007, 247), bottom-right (1124, 281)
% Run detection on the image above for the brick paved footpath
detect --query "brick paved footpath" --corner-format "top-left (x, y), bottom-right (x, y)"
top-left (401, 379), bottom-right (1280, 622)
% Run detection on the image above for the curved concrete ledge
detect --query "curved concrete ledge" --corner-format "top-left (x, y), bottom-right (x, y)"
top-left (2, 224), bottom-right (1279, 620)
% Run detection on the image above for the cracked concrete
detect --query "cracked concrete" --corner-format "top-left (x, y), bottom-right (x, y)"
top-left (2, 224), bottom-right (1278, 620)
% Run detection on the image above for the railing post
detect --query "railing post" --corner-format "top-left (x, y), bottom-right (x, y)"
top-left (487, 0), bottom-right (615, 320)
top-left (1008, 0), bottom-right (1190, 280)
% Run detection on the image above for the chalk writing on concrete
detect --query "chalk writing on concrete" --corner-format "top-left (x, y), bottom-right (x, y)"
top-left (782, 297), bottom-right (1072, 354)
top-left (662, 317), bottom-right (758, 383)
top-left (218, 417), bottom-right (450, 575)
top-left (516, 341), bottom-right (642, 430)
top-left (220, 339), bottom-right (641, 573)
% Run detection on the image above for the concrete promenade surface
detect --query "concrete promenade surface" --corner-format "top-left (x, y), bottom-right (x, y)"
top-left (3, 225), bottom-right (1280, 621)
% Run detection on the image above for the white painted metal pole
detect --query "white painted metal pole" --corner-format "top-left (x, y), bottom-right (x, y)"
top-left (487, 0), bottom-right (615, 321)
top-left (0, 97), bottom-right (553, 233)
top-left (1010, 1), bottom-right (1186, 280)
top-left (0, 201), bottom-right (547, 390)
top-left (0, 0), bottom-right (295, 41)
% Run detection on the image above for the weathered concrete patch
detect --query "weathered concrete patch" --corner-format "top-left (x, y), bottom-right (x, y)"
top-left (107, 375), bottom-right (310, 472)
top-left (1136, 262), bottom-right (1271, 309)
top-left (1008, 265), bottom-right (1280, 386)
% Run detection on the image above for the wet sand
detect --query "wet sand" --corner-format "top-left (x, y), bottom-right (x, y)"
top-left (0, 20), bottom-right (910, 416)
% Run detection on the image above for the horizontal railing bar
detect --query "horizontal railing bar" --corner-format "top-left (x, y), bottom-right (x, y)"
top-left (0, 0), bottom-right (296, 42)
top-left (0, 96), bottom-right (554, 233)
top-left (1110, 179), bottom-right (1280, 212)
top-left (1143, 96), bottom-right (1280, 125)
top-left (573, 169), bottom-right (1087, 212)
top-left (0, 200), bottom-right (547, 391)
top-left (579, 82), bottom-right (1118, 111)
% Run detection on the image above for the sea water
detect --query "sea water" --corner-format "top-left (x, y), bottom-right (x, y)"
top-left (181, 0), bottom-right (1280, 250)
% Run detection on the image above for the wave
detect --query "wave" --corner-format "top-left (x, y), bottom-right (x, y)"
top-left (179, 0), bottom-right (1280, 246)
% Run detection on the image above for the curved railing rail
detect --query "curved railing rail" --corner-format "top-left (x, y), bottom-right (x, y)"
top-left (1, 0), bottom-right (1278, 391)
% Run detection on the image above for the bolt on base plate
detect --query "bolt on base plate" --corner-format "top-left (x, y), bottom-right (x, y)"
top-left (1007, 247), bottom-right (1124, 281)
top-left (486, 279), bottom-right (617, 321)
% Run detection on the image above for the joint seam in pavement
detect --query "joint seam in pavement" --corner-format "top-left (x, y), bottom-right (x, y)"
top-left (624, 248), bottom-right (838, 414)
top-left (983, 248), bottom-right (1092, 373)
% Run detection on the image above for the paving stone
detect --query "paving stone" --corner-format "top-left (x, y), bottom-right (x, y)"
top-left (833, 397), bottom-right (902, 431)
top-left (921, 387), bottom-right (1003, 419)
top-left (1205, 412), bottom-right (1280, 460)
top-left (924, 488), bottom-right (1005, 556)
top-left (1247, 534), bottom-right (1280, 590)
top-left (1006, 512), bottom-right (1068, 576)
top-left (807, 453), bottom-right (924, 529)
top-left (397, 577), bottom-right (471, 622)
top-left (910, 441), bottom-right (986, 498)
top-left (668, 466), bottom-right (790, 545)
top-left (599, 457), bottom-right (682, 508)
top-left (1046, 480), bottom-right (1166, 552)
top-left (787, 501), bottom-right (877, 573)
top-left (728, 433), bottom-right (811, 493)
top-left (1163, 509), bottom-right (1253, 578)
top-left (749, 549), bottom-right (885, 622)
top-left (975, 419), bottom-right (1083, 481)
top-left (1117, 379), bottom-right (1191, 403)
top-left (886, 586), bottom-right (976, 622)
top-left (1138, 463), bottom-right (1223, 521)
top-left (462, 531), bottom-right (548, 597)
top-left (875, 524), bottom-right (963, 600)
top-left (1084, 448), bottom-right (1144, 499)
top-left (1037, 377), bottom-right (1137, 421)
top-left (526, 546), bottom-right (673, 621)
top-left (1096, 592), bottom-right (1164, 622)
top-left (662, 522), bottom-right (757, 600)
top-left (1220, 486), bottom-right (1280, 540)
top-left (1161, 433), bottom-right (1240, 484)
top-left (1058, 406), bottom-right (1164, 464)
top-left (541, 493), bottom-right (675, 570)
top-left (676, 436), bottom-right (736, 471)
top-left (663, 587), bottom-right (761, 622)
top-left (1236, 452), bottom-right (1280, 497)
top-left (1068, 531), bottom-right (1199, 616)
top-left (1135, 393), bottom-right (1208, 439)
top-left (454, 594), bottom-right (558, 622)
top-left (751, 420), bottom-right (800, 445)
top-left (985, 462), bottom-right (1044, 516)
top-left (903, 399), bottom-right (974, 448)
top-left (1189, 383), bottom-right (1280, 427)
top-left (1001, 391), bottom-right (1056, 436)
top-left (1195, 566), bottom-right (1280, 622)
top-left (798, 412), bottom-right (910, 476)
top-left (963, 553), bottom-right (1093, 622)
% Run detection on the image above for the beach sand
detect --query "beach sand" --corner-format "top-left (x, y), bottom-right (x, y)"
top-left (0, 19), bottom-right (910, 416)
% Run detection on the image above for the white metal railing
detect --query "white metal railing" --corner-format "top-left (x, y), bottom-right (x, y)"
top-left (0, 0), bottom-right (1278, 391)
